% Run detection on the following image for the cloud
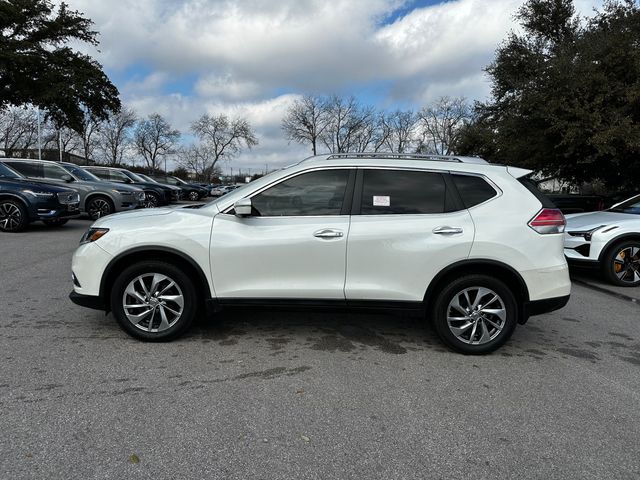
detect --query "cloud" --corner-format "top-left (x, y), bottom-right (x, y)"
top-left (60, 0), bottom-right (605, 171)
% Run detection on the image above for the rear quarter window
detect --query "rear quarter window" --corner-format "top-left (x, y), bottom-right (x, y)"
top-left (451, 174), bottom-right (497, 208)
top-left (518, 177), bottom-right (556, 208)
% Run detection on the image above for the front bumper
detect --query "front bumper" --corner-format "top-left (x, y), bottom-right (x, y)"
top-left (69, 291), bottom-right (105, 311)
top-left (33, 202), bottom-right (81, 220)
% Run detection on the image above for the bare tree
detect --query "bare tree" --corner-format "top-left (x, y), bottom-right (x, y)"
top-left (417, 97), bottom-right (471, 155)
top-left (321, 95), bottom-right (375, 153)
top-left (383, 110), bottom-right (418, 153)
top-left (176, 144), bottom-right (220, 181)
top-left (98, 106), bottom-right (137, 165)
top-left (190, 113), bottom-right (258, 175)
top-left (76, 110), bottom-right (102, 162)
top-left (0, 107), bottom-right (38, 157)
top-left (281, 95), bottom-right (329, 155)
top-left (134, 113), bottom-right (180, 172)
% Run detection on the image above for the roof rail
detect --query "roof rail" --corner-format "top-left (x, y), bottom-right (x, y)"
top-left (322, 152), bottom-right (487, 164)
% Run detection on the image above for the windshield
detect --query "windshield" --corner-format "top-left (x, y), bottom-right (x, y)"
top-left (121, 170), bottom-right (145, 183)
top-left (609, 195), bottom-right (640, 214)
top-left (0, 163), bottom-right (23, 179)
top-left (62, 164), bottom-right (100, 182)
top-left (172, 176), bottom-right (188, 185)
top-left (137, 173), bottom-right (157, 183)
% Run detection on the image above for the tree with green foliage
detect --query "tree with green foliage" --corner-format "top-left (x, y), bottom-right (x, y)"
top-left (0, 0), bottom-right (120, 132)
top-left (456, 0), bottom-right (640, 190)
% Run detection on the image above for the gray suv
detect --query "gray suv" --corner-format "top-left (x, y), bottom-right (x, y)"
top-left (1, 158), bottom-right (146, 220)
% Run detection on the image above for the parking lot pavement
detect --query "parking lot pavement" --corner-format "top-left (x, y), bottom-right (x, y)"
top-left (570, 267), bottom-right (640, 302)
top-left (1, 222), bottom-right (639, 480)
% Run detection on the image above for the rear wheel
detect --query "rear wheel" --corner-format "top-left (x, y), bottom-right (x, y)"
top-left (0, 199), bottom-right (28, 232)
top-left (43, 218), bottom-right (69, 227)
top-left (87, 196), bottom-right (114, 220)
top-left (110, 260), bottom-right (198, 341)
top-left (602, 240), bottom-right (640, 286)
top-left (432, 274), bottom-right (518, 354)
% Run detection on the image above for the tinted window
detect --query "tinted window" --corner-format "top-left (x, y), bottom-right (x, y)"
top-left (109, 170), bottom-right (130, 183)
top-left (361, 169), bottom-right (446, 215)
top-left (63, 164), bottom-right (99, 182)
top-left (519, 177), bottom-right (556, 208)
top-left (252, 169), bottom-right (349, 216)
top-left (5, 161), bottom-right (42, 178)
top-left (42, 163), bottom-right (69, 180)
top-left (452, 175), bottom-right (497, 208)
top-left (85, 168), bottom-right (110, 180)
top-left (0, 163), bottom-right (22, 178)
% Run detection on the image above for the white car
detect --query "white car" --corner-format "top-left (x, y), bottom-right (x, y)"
top-left (69, 153), bottom-right (571, 354)
top-left (564, 194), bottom-right (640, 286)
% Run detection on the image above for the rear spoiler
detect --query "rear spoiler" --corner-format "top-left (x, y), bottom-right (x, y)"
top-left (507, 166), bottom-right (533, 179)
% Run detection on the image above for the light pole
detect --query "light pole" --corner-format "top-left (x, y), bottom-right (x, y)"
top-left (36, 107), bottom-right (42, 160)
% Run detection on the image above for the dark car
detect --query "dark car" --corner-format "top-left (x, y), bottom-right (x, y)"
top-left (83, 166), bottom-right (177, 207)
top-left (149, 174), bottom-right (209, 201)
top-left (546, 193), bottom-right (605, 214)
top-left (0, 163), bottom-right (80, 232)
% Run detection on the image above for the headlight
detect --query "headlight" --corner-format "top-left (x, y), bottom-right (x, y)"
top-left (22, 189), bottom-right (55, 198)
top-left (57, 192), bottom-right (80, 205)
top-left (136, 192), bottom-right (146, 201)
top-left (567, 225), bottom-right (607, 241)
top-left (80, 228), bottom-right (109, 244)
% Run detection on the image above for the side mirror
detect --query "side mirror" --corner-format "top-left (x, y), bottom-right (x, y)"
top-left (61, 174), bottom-right (74, 183)
top-left (234, 198), bottom-right (252, 217)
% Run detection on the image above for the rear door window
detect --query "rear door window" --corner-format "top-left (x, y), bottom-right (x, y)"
top-left (360, 169), bottom-right (447, 215)
top-left (5, 161), bottom-right (43, 178)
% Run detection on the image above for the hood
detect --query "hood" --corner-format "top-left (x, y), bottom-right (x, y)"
top-left (565, 211), bottom-right (636, 231)
top-left (93, 206), bottom-right (174, 227)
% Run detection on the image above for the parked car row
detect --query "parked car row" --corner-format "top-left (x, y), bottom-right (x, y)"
top-left (0, 158), bottom-right (209, 232)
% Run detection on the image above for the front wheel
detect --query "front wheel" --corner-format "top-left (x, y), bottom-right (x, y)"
top-left (431, 275), bottom-right (518, 354)
top-left (87, 196), bottom-right (114, 220)
top-left (188, 191), bottom-right (200, 201)
top-left (0, 199), bottom-right (28, 232)
top-left (144, 192), bottom-right (159, 208)
top-left (602, 241), bottom-right (640, 286)
top-left (110, 261), bottom-right (198, 341)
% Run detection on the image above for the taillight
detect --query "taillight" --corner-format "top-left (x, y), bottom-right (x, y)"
top-left (528, 208), bottom-right (566, 234)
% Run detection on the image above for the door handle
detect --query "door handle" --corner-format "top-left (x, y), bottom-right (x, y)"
top-left (314, 228), bottom-right (344, 239)
top-left (433, 226), bottom-right (463, 235)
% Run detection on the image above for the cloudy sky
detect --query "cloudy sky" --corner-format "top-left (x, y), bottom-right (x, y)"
top-left (65, 0), bottom-right (604, 174)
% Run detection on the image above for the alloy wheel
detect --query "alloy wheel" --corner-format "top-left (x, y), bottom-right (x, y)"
top-left (88, 198), bottom-right (112, 219)
top-left (0, 202), bottom-right (22, 231)
top-left (613, 246), bottom-right (640, 284)
top-left (122, 273), bottom-right (184, 333)
top-left (188, 191), bottom-right (199, 201)
top-left (144, 193), bottom-right (159, 208)
top-left (446, 286), bottom-right (506, 345)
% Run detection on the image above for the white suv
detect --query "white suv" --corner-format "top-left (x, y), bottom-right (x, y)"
top-left (70, 153), bottom-right (571, 354)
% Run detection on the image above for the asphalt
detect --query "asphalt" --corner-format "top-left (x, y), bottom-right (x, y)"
top-left (1, 219), bottom-right (639, 480)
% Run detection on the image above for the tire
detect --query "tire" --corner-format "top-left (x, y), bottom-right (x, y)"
top-left (86, 196), bottom-right (114, 220)
top-left (601, 240), bottom-right (640, 287)
top-left (110, 260), bottom-right (198, 341)
top-left (188, 191), bottom-right (200, 201)
top-left (431, 274), bottom-right (518, 354)
top-left (0, 199), bottom-right (29, 232)
top-left (43, 218), bottom-right (69, 227)
top-left (144, 192), bottom-right (160, 208)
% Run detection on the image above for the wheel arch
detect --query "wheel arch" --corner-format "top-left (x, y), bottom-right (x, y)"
top-left (85, 192), bottom-right (115, 210)
top-left (99, 247), bottom-right (212, 312)
top-left (0, 193), bottom-right (33, 217)
top-left (423, 259), bottom-right (530, 323)
top-left (598, 234), bottom-right (640, 262)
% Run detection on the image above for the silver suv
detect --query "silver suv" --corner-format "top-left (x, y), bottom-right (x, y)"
top-left (1, 158), bottom-right (146, 220)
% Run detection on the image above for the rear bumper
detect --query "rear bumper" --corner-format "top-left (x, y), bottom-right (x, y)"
top-left (523, 294), bottom-right (570, 320)
top-left (69, 291), bottom-right (105, 311)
